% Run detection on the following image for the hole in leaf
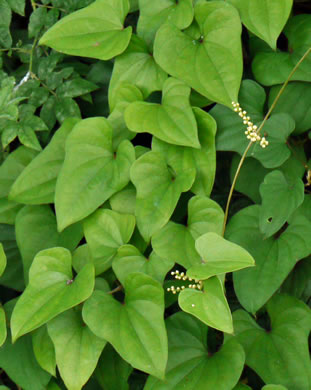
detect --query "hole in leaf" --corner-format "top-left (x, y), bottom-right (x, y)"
top-left (268, 217), bottom-right (273, 222)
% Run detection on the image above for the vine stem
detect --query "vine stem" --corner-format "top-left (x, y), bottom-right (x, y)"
top-left (108, 285), bottom-right (123, 295)
top-left (221, 46), bottom-right (311, 237)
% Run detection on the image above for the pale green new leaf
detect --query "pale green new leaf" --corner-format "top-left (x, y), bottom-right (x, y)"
top-left (11, 247), bottom-right (95, 342)
top-left (145, 312), bottom-right (244, 390)
top-left (9, 118), bottom-right (80, 204)
top-left (231, 294), bottom-right (311, 390)
top-left (137, 0), bottom-right (193, 47)
top-left (15, 205), bottom-right (83, 283)
top-left (226, 205), bottom-right (311, 313)
top-left (55, 117), bottom-right (135, 231)
top-left (83, 209), bottom-right (136, 275)
top-left (0, 243), bottom-right (6, 277)
top-left (32, 325), bottom-right (56, 376)
top-left (154, 1), bottom-right (243, 107)
top-left (152, 196), bottom-right (224, 269)
top-left (113, 244), bottom-right (173, 284)
top-left (228, 0), bottom-right (293, 49)
top-left (83, 273), bottom-right (168, 379)
top-left (179, 276), bottom-right (233, 333)
top-left (47, 309), bottom-right (106, 390)
top-left (259, 170), bottom-right (305, 238)
top-left (187, 232), bottom-right (255, 281)
top-left (39, 0), bottom-right (132, 60)
top-left (131, 151), bottom-right (195, 241)
top-left (125, 78), bottom-right (200, 148)
top-left (108, 35), bottom-right (167, 110)
top-left (0, 305), bottom-right (6, 347)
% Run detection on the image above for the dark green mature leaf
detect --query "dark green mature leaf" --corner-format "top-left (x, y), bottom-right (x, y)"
top-left (0, 146), bottom-right (37, 224)
top-left (231, 294), bottom-right (311, 390)
top-left (179, 276), bottom-right (233, 333)
top-left (10, 118), bottom-right (80, 204)
top-left (154, 1), bottom-right (243, 107)
top-left (131, 151), bottom-right (195, 241)
top-left (84, 209), bottom-right (136, 275)
top-left (83, 273), bottom-right (168, 379)
top-left (125, 77), bottom-right (200, 148)
top-left (226, 205), bottom-right (311, 313)
top-left (54, 97), bottom-right (81, 123)
top-left (0, 0), bottom-right (12, 48)
top-left (0, 331), bottom-right (51, 390)
top-left (39, 0), bottom-right (132, 60)
top-left (113, 244), bottom-right (173, 284)
top-left (7, 0), bottom-right (25, 16)
top-left (252, 15), bottom-right (311, 85)
top-left (152, 196), bottom-right (224, 269)
top-left (268, 82), bottom-right (311, 135)
top-left (108, 35), bottom-right (167, 110)
top-left (15, 205), bottom-right (83, 283)
top-left (259, 170), bottom-right (304, 238)
top-left (47, 309), bottom-right (106, 390)
top-left (55, 117), bottom-right (135, 231)
top-left (32, 325), bottom-right (56, 376)
top-left (11, 247), bottom-right (95, 342)
top-left (228, 0), bottom-right (293, 49)
top-left (57, 78), bottom-right (98, 98)
top-left (145, 312), bottom-right (244, 390)
top-left (95, 344), bottom-right (132, 390)
top-left (0, 224), bottom-right (24, 291)
top-left (137, 0), bottom-right (193, 47)
top-left (28, 7), bottom-right (47, 38)
top-left (0, 305), bottom-right (6, 347)
top-left (262, 386), bottom-right (288, 390)
top-left (187, 232), bottom-right (254, 281)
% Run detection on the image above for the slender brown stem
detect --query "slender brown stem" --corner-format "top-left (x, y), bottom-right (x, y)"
top-left (108, 285), bottom-right (123, 295)
top-left (33, 2), bottom-right (68, 13)
top-left (221, 47), bottom-right (311, 236)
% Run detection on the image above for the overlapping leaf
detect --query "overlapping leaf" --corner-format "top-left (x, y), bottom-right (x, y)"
top-left (55, 117), bottom-right (135, 231)
top-left (11, 247), bottom-right (95, 342)
top-left (154, 1), bottom-right (243, 107)
top-left (83, 273), bottom-right (168, 379)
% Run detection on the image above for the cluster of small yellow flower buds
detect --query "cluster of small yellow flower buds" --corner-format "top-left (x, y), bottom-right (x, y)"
top-left (167, 270), bottom-right (203, 294)
top-left (232, 102), bottom-right (269, 149)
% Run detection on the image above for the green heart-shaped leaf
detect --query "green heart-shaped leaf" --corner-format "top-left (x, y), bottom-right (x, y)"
top-left (228, 0), bottom-right (293, 49)
top-left (109, 35), bottom-right (167, 110)
top-left (0, 146), bottom-right (38, 224)
top-left (125, 77), bottom-right (200, 148)
top-left (39, 0), bottom-right (132, 60)
top-left (154, 1), bottom-right (243, 107)
top-left (137, 0), bottom-right (193, 47)
top-left (47, 309), bottom-right (106, 390)
top-left (179, 276), bottom-right (233, 333)
top-left (32, 326), bottom-right (56, 377)
top-left (151, 107), bottom-right (216, 197)
top-left (55, 117), bottom-right (135, 231)
top-left (15, 205), bottom-right (83, 283)
top-left (262, 386), bottom-right (288, 390)
top-left (83, 272), bottom-right (168, 379)
top-left (259, 170), bottom-right (305, 238)
top-left (83, 209), bottom-right (136, 275)
top-left (231, 294), bottom-right (311, 390)
top-left (113, 244), bottom-right (173, 284)
top-left (152, 196), bottom-right (224, 269)
top-left (11, 247), bottom-right (95, 342)
top-left (187, 232), bottom-right (255, 281)
top-left (145, 312), bottom-right (244, 390)
top-left (9, 118), bottom-right (80, 205)
top-left (130, 151), bottom-right (195, 241)
top-left (226, 205), bottom-right (311, 313)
